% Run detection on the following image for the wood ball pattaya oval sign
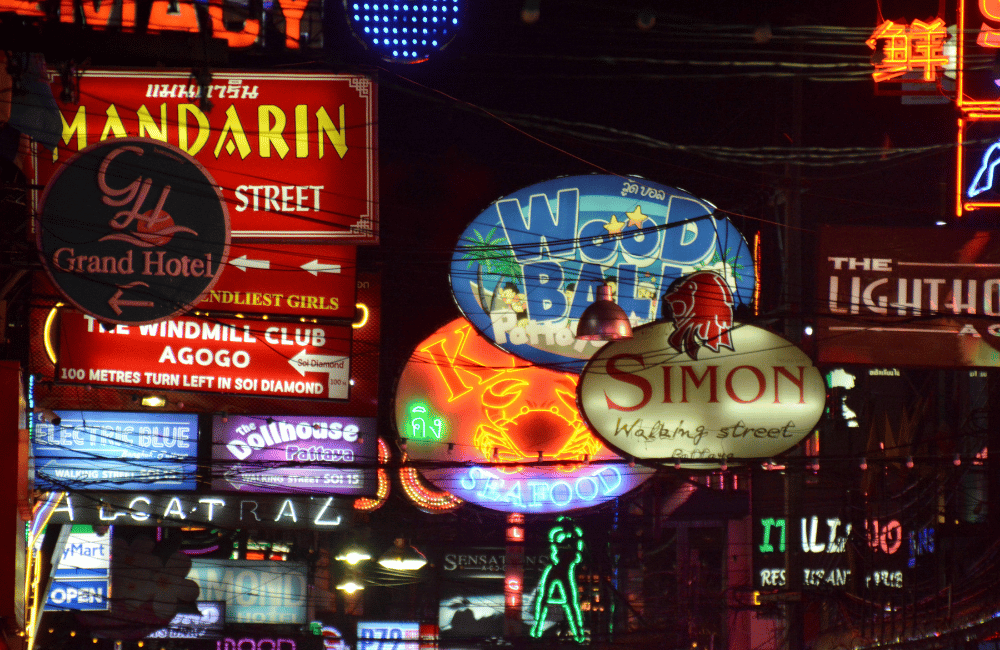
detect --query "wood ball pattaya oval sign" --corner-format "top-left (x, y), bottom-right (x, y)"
top-left (449, 175), bottom-right (754, 372)
top-left (394, 318), bottom-right (654, 513)
top-left (37, 138), bottom-right (230, 324)
top-left (577, 273), bottom-right (825, 465)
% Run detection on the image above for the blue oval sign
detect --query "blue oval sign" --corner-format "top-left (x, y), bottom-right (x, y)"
top-left (449, 175), bottom-right (755, 371)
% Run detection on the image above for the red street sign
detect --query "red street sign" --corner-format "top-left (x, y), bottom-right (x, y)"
top-left (34, 69), bottom-right (378, 244)
top-left (199, 243), bottom-right (357, 319)
top-left (55, 309), bottom-right (352, 399)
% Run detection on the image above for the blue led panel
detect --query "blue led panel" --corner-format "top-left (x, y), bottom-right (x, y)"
top-left (346, 1), bottom-right (463, 63)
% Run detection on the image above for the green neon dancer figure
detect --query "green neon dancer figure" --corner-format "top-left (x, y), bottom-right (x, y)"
top-left (530, 516), bottom-right (586, 643)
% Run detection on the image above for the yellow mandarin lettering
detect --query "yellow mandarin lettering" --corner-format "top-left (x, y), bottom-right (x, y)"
top-left (258, 105), bottom-right (289, 158)
top-left (214, 104), bottom-right (252, 159)
top-left (178, 103), bottom-right (210, 155)
top-left (101, 105), bottom-right (127, 140)
top-left (295, 104), bottom-right (308, 158)
top-left (316, 104), bottom-right (347, 159)
top-left (137, 104), bottom-right (168, 141)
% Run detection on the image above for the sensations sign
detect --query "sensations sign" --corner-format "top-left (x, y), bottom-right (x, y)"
top-left (394, 319), bottom-right (653, 514)
top-left (33, 411), bottom-right (198, 490)
top-left (211, 415), bottom-right (378, 495)
top-left (450, 175), bottom-right (754, 371)
top-left (37, 138), bottom-right (230, 325)
top-left (577, 272), bottom-right (825, 465)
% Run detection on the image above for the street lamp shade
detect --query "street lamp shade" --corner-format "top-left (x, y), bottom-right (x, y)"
top-left (378, 538), bottom-right (427, 571)
top-left (335, 543), bottom-right (373, 566)
top-left (576, 283), bottom-right (633, 341)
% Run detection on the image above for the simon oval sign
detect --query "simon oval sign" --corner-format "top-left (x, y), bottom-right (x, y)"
top-left (37, 138), bottom-right (230, 325)
top-left (577, 274), bottom-right (825, 465)
top-left (393, 318), bottom-right (654, 513)
top-left (449, 175), bottom-right (754, 371)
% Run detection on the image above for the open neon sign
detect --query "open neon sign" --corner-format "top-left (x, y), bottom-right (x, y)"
top-left (393, 319), bottom-right (653, 514)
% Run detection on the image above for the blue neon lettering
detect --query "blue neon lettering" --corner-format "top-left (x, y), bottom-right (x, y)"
top-left (596, 466), bottom-right (622, 492)
top-left (575, 475), bottom-right (599, 501)
top-left (550, 481), bottom-right (573, 507)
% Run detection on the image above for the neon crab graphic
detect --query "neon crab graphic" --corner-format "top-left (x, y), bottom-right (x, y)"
top-left (471, 375), bottom-right (602, 473)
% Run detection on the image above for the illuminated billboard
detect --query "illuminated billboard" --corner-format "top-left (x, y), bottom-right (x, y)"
top-left (36, 138), bottom-right (231, 326)
top-left (53, 310), bottom-right (352, 400)
top-left (578, 272), bottom-right (824, 466)
top-left (211, 415), bottom-right (378, 495)
top-left (33, 411), bottom-right (198, 490)
top-left (393, 318), bottom-right (654, 513)
top-left (35, 70), bottom-right (377, 244)
top-left (449, 175), bottom-right (753, 370)
top-left (45, 525), bottom-right (111, 612)
top-left (186, 559), bottom-right (308, 624)
top-left (816, 225), bottom-right (1000, 367)
top-left (47, 492), bottom-right (349, 530)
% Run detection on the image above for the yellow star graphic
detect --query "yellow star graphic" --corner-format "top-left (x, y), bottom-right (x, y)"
top-left (603, 214), bottom-right (627, 235)
top-left (625, 205), bottom-right (649, 228)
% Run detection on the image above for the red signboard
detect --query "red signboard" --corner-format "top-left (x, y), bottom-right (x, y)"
top-left (54, 309), bottom-right (352, 399)
top-left (33, 69), bottom-right (377, 244)
top-left (199, 243), bottom-right (356, 319)
top-left (816, 225), bottom-right (1000, 367)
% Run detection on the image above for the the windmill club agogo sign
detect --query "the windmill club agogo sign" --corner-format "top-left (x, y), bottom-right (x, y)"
top-left (577, 272), bottom-right (826, 466)
top-left (36, 138), bottom-right (230, 325)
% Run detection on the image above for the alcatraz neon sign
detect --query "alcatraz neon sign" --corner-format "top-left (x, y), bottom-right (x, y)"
top-left (394, 319), bottom-right (653, 514)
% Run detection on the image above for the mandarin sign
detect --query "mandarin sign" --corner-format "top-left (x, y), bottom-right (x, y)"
top-left (394, 318), bottom-right (653, 513)
top-left (37, 138), bottom-right (230, 324)
top-left (35, 70), bottom-right (377, 244)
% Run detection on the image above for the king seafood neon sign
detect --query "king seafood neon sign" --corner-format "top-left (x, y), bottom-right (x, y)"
top-left (394, 319), bottom-right (653, 513)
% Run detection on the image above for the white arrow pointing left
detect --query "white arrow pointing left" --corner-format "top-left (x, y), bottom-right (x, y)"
top-left (289, 349), bottom-right (348, 376)
top-left (289, 349), bottom-right (350, 399)
top-left (301, 260), bottom-right (341, 276)
top-left (230, 255), bottom-right (271, 271)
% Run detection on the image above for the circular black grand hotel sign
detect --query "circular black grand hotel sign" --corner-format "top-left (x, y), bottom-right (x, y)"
top-left (37, 138), bottom-right (230, 325)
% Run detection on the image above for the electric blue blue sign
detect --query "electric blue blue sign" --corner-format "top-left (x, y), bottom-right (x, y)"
top-left (449, 175), bottom-right (755, 371)
top-left (33, 411), bottom-right (198, 490)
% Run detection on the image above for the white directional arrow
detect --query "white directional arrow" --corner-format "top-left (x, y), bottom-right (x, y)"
top-left (289, 349), bottom-right (348, 377)
top-left (230, 255), bottom-right (271, 272)
top-left (301, 259), bottom-right (341, 276)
